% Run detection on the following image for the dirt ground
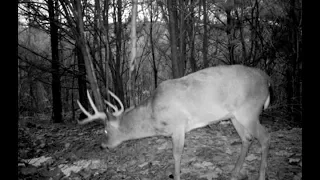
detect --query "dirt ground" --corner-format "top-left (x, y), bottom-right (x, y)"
top-left (18, 115), bottom-right (302, 180)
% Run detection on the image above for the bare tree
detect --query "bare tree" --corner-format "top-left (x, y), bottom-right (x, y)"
top-left (224, 0), bottom-right (236, 64)
top-left (147, 1), bottom-right (158, 89)
top-left (167, 0), bottom-right (182, 78)
top-left (76, 43), bottom-right (88, 113)
top-left (202, 0), bottom-right (209, 67)
top-left (48, 0), bottom-right (63, 123)
top-left (178, 0), bottom-right (187, 74)
top-left (187, 0), bottom-right (197, 72)
top-left (129, 0), bottom-right (138, 106)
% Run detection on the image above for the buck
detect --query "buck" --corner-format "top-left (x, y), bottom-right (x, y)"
top-left (77, 65), bottom-right (271, 180)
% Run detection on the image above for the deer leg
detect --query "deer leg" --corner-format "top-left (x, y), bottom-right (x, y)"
top-left (252, 122), bottom-right (270, 180)
top-left (230, 117), bottom-right (253, 180)
top-left (171, 129), bottom-right (185, 180)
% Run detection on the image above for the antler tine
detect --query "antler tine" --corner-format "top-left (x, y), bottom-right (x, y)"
top-left (104, 100), bottom-right (119, 112)
top-left (77, 90), bottom-right (106, 125)
top-left (108, 90), bottom-right (124, 113)
top-left (87, 90), bottom-right (97, 112)
top-left (104, 90), bottom-right (124, 116)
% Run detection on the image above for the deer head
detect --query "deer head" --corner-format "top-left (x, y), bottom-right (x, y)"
top-left (77, 90), bottom-right (131, 148)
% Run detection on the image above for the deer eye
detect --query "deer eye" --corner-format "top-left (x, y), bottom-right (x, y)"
top-left (104, 129), bottom-right (108, 134)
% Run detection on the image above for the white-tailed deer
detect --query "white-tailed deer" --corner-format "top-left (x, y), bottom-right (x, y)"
top-left (77, 65), bottom-right (271, 180)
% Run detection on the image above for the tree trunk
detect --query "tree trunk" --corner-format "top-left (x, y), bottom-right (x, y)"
top-left (179, 0), bottom-right (186, 75)
top-left (167, 0), bottom-right (182, 78)
top-left (188, 0), bottom-right (196, 72)
top-left (28, 76), bottom-right (35, 116)
top-left (71, 57), bottom-right (76, 122)
top-left (36, 82), bottom-right (47, 112)
top-left (48, 0), bottom-right (62, 123)
top-left (226, 9), bottom-right (235, 65)
top-left (286, 0), bottom-right (302, 125)
top-left (236, 9), bottom-right (247, 63)
top-left (76, 45), bottom-right (88, 111)
top-left (149, 3), bottom-right (158, 89)
top-left (101, 0), bottom-right (110, 98)
top-left (113, 0), bottom-right (125, 106)
top-left (202, 0), bottom-right (209, 67)
top-left (94, 0), bottom-right (100, 66)
top-left (129, 0), bottom-right (138, 106)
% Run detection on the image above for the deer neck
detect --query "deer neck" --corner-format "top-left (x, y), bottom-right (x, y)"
top-left (118, 103), bottom-right (157, 141)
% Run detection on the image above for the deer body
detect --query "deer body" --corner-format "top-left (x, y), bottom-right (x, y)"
top-left (78, 65), bottom-right (271, 180)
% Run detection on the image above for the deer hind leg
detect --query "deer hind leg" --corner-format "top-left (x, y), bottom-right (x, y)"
top-left (253, 121), bottom-right (270, 180)
top-left (231, 111), bottom-right (270, 180)
top-left (230, 117), bottom-right (253, 180)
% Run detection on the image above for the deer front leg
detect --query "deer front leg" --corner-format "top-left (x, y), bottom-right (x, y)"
top-left (172, 129), bottom-right (185, 180)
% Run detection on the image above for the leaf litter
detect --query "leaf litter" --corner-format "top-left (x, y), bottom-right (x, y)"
top-left (18, 118), bottom-right (302, 180)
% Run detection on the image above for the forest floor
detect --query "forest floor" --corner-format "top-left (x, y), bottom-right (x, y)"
top-left (18, 114), bottom-right (302, 180)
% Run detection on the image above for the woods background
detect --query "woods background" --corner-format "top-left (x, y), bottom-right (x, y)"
top-left (18, 0), bottom-right (302, 127)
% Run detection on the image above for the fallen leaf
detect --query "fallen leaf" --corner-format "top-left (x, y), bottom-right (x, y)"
top-left (141, 178), bottom-right (151, 180)
top-left (88, 159), bottom-right (101, 169)
top-left (157, 141), bottom-right (169, 150)
top-left (199, 170), bottom-right (221, 180)
top-left (23, 156), bottom-right (52, 167)
top-left (246, 154), bottom-right (258, 161)
top-left (202, 161), bottom-right (213, 167)
top-left (138, 162), bottom-right (149, 168)
top-left (151, 160), bottom-right (161, 166)
top-left (18, 163), bottom-right (26, 167)
top-left (288, 157), bottom-right (300, 165)
top-left (64, 143), bottom-right (70, 149)
top-left (275, 150), bottom-right (293, 157)
top-left (225, 147), bottom-right (232, 155)
top-left (40, 141), bottom-right (46, 148)
top-left (21, 166), bottom-right (37, 175)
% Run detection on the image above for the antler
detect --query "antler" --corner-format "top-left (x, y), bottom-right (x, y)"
top-left (104, 90), bottom-right (124, 116)
top-left (77, 90), bottom-right (106, 124)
